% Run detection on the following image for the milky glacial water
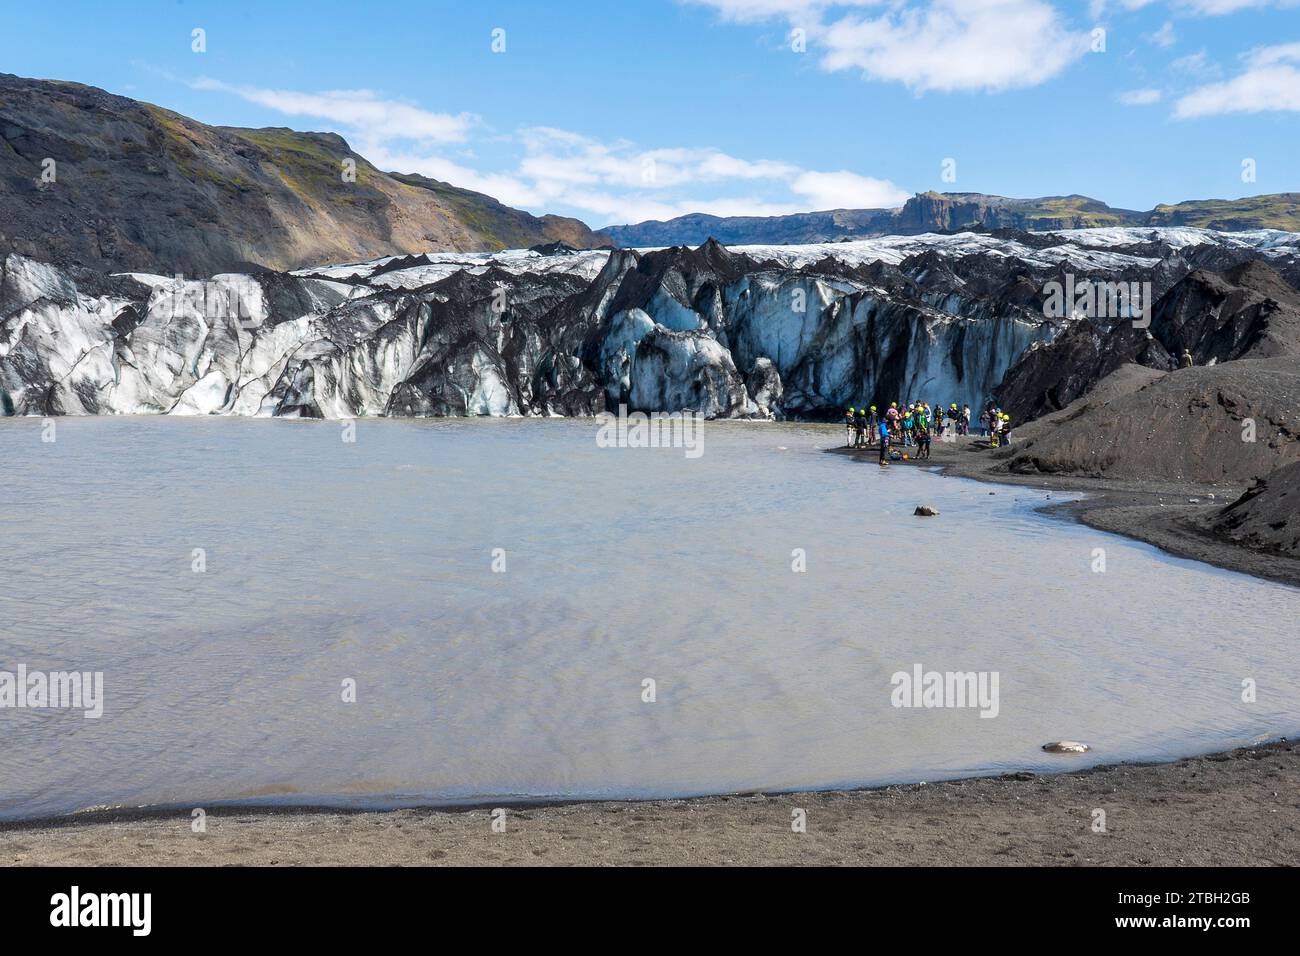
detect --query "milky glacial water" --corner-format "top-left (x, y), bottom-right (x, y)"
top-left (1, 417), bottom-right (1297, 820)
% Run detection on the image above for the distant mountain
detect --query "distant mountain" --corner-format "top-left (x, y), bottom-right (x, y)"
top-left (0, 74), bottom-right (610, 277)
top-left (1146, 194), bottom-right (1300, 231)
top-left (597, 209), bottom-right (901, 248)
top-left (599, 191), bottom-right (1300, 247)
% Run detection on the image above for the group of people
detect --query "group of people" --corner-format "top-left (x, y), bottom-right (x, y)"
top-left (844, 401), bottom-right (971, 463)
top-left (843, 400), bottom-right (1013, 463)
top-left (979, 406), bottom-right (1014, 448)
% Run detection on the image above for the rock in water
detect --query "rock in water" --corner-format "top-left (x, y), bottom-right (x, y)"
top-left (913, 505), bottom-right (940, 516)
top-left (1042, 741), bottom-right (1090, 753)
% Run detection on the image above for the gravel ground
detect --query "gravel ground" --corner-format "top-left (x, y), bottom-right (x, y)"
top-left (2, 741), bottom-right (1294, 866)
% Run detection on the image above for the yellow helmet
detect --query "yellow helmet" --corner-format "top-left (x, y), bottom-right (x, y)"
top-left (870, 405), bottom-right (877, 411)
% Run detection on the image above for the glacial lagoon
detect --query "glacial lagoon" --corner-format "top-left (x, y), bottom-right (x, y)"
top-left (1, 416), bottom-right (1297, 819)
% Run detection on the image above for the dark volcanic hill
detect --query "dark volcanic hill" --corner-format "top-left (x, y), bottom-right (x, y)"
top-left (995, 260), bottom-right (1300, 421)
top-left (1203, 459), bottom-right (1300, 557)
top-left (0, 74), bottom-right (610, 277)
top-left (600, 191), bottom-right (1300, 248)
top-left (998, 358), bottom-right (1300, 486)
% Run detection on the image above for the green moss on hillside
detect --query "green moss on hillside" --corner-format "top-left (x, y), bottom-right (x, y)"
top-left (1151, 194), bottom-right (1300, 231)
top-left (225, 127), bottom-right (379, 207)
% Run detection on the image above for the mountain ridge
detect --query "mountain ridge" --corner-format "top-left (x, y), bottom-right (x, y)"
top-left (0, 73), bottom-right (610, 278)
top-left (6, 72), bottom-right (1300, 279)
top-left (599, 190), bottom-right (1300, 247)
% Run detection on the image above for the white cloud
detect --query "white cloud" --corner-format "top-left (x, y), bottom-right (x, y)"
top-left (683, 0), bottom-right (877, 22)
top-left (691, 0), bottom-right (1093, 93)
top-left (1148, 21), bottom-right (1177, 47)
top-left (1094, 0), bottom-right (1154, 13)
top-left (1174, 42), bottom-right (1300, 117)
top-left (1169, 50), bottom-right (1219, 77)
top-left (1177, 0), bottom-right (1298, 13)
top-left (515, 128), bottom-right (802, 191)
top-left (1094, 0), bottom-right (1295, 13)
top-left (192, 80), bottom-right (910, 226)
top-left (506, 127), bottom-right (907, 222)
top-left (790, 170), bottom-right (911, 208)
top-left (1118, 87), bottom-right (1164, 104)
top-left (1252, 41), bottom-right (1300, 64)
top-left (192, 78), bottom-right (476, 144)
top-left (1086, 0), bottom-right (1289, 20)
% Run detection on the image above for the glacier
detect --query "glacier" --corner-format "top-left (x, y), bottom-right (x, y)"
top-left (3, 228), bottom-right (1298, 420)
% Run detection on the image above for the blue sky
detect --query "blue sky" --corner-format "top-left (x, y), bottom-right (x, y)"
top-left (3, 0), bottom-right (1298, 226)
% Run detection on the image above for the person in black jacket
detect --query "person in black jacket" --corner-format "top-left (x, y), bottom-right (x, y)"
top-left (916, 422), bottom-right (932, 459)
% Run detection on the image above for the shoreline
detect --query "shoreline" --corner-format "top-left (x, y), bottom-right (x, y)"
top-left (829, 433), bottom-right (1300, 590)
top-left (2, 739), bottom-right (1294, 865)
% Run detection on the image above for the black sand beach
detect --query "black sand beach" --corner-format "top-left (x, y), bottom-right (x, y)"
top-left (3, 740), bottom-right (1294, 866)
